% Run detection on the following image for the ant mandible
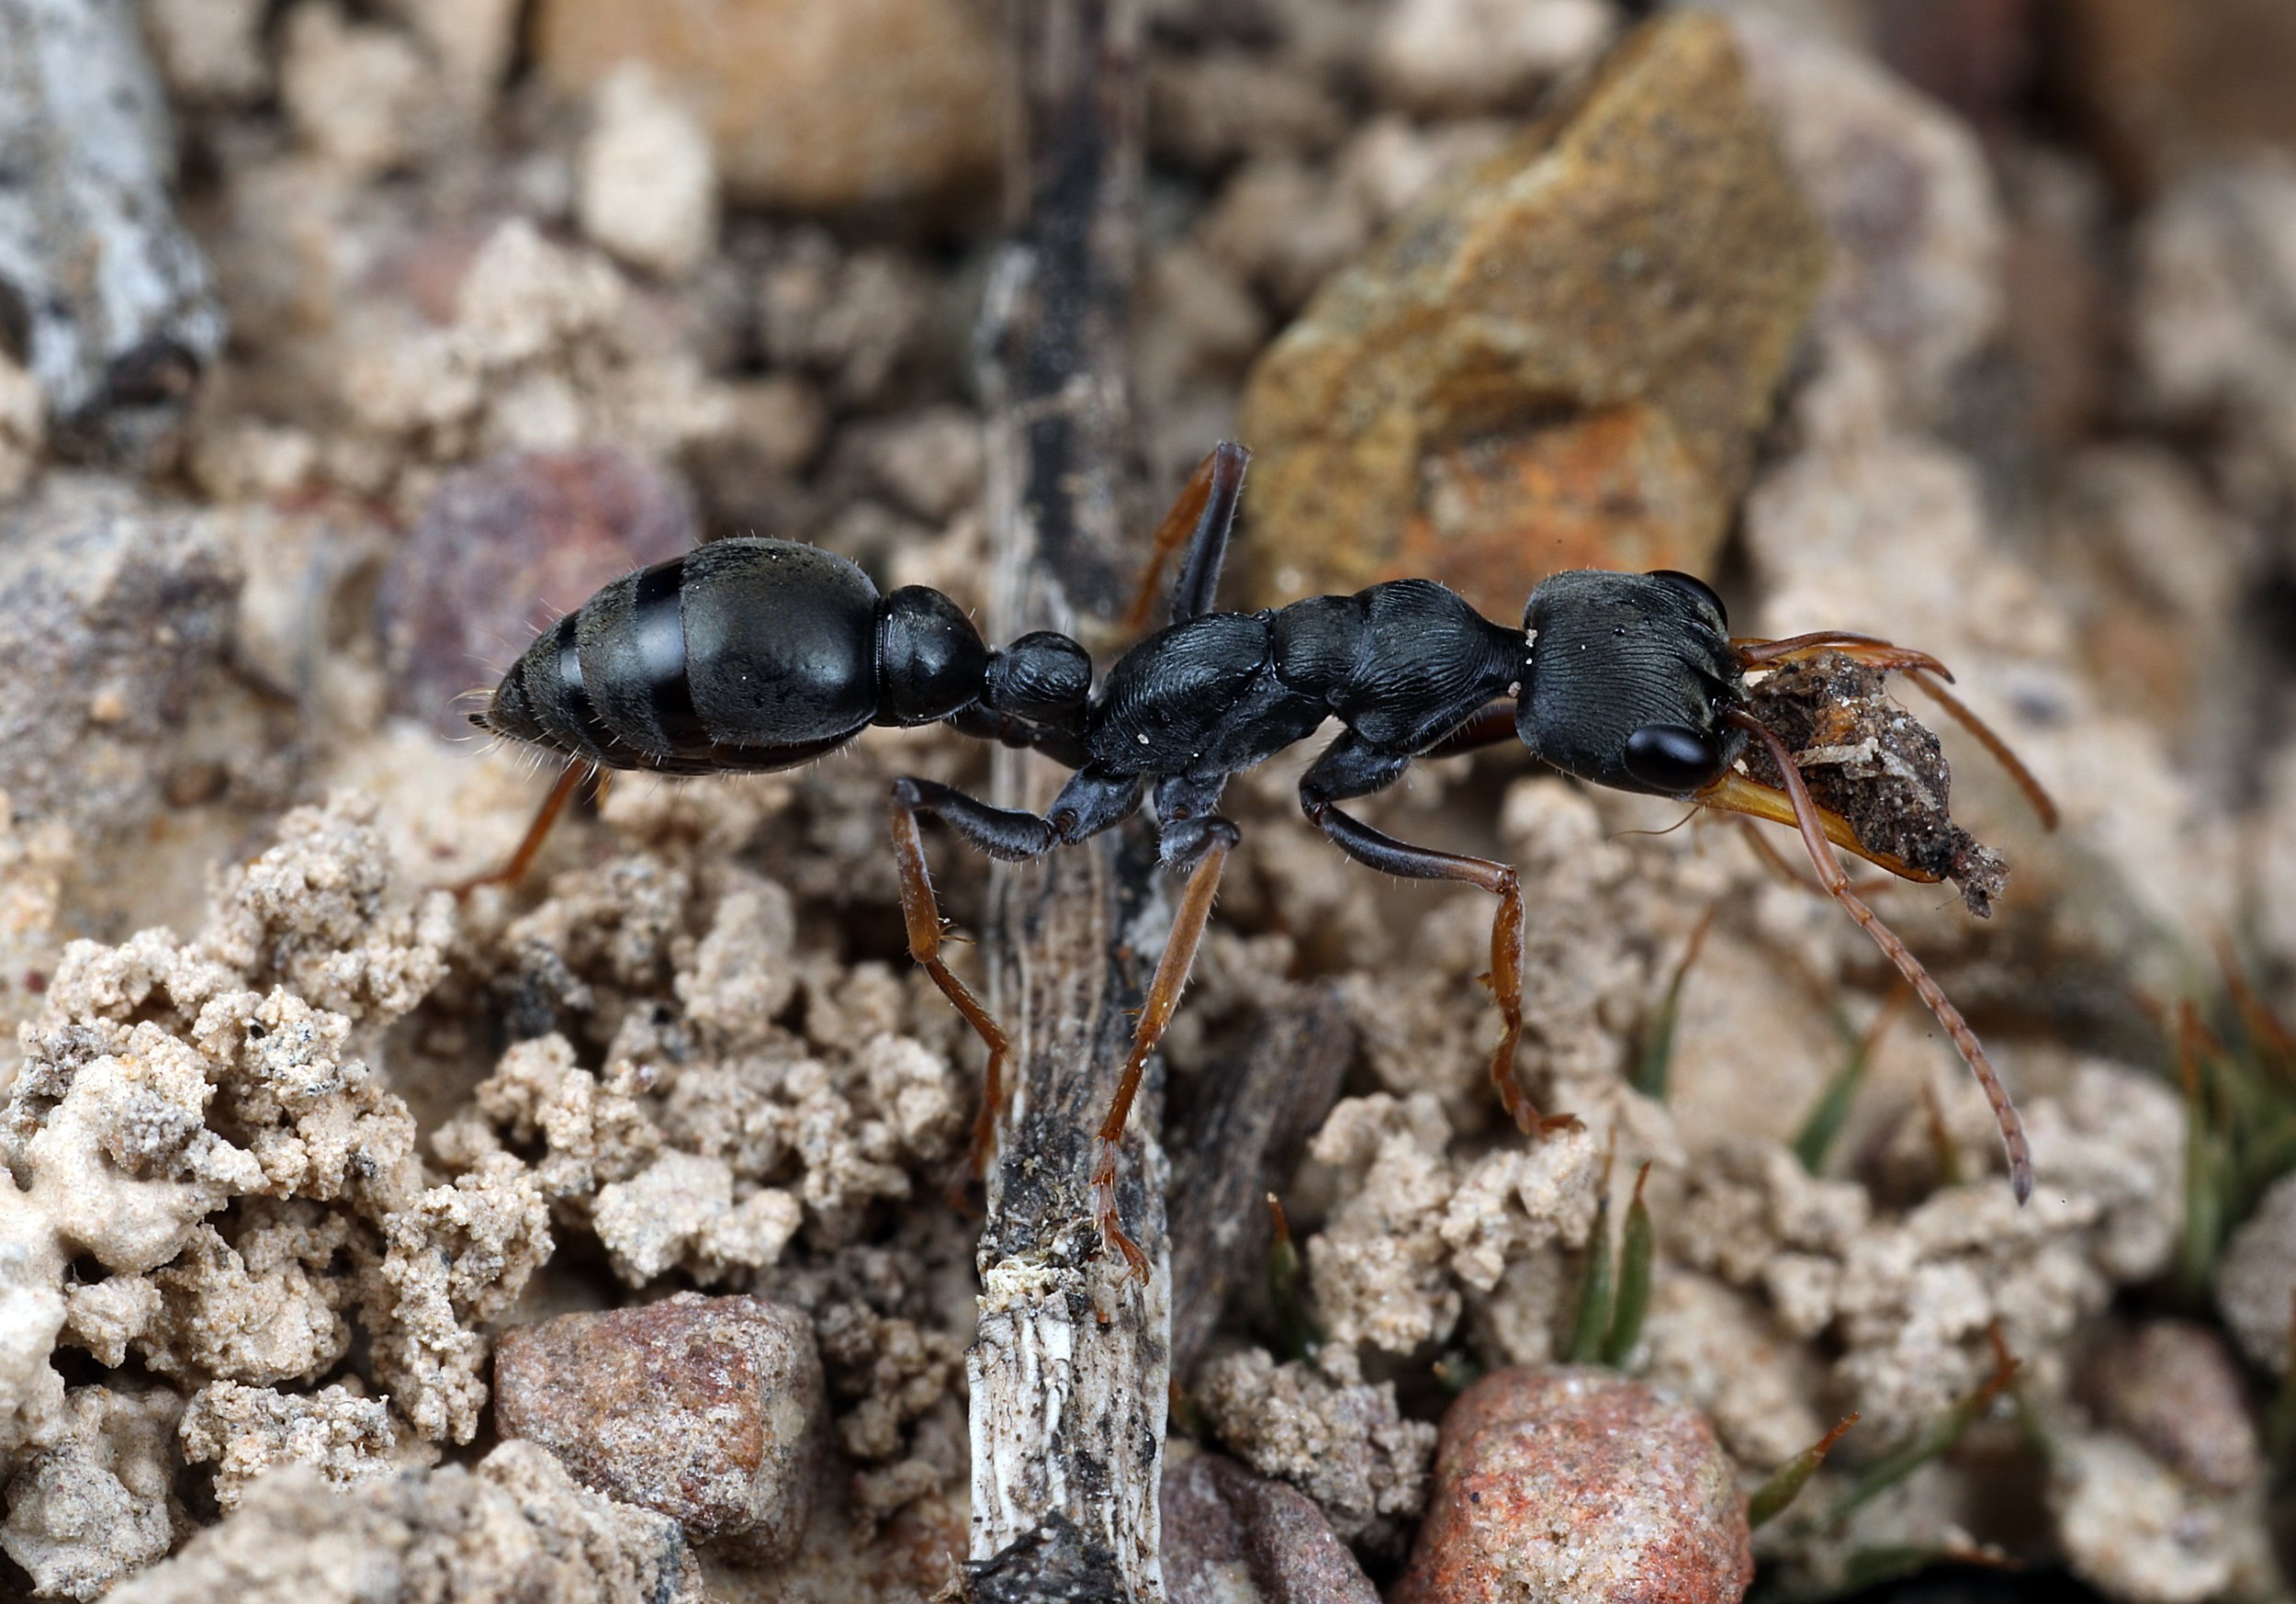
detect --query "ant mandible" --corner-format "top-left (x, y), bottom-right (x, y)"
top-left (470, 442), bottom-right (2049, 1278)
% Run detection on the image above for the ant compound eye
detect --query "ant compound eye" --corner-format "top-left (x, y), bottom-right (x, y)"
top-left (1648, 570), bottom-right (1728, 628)
top-left (1623, 723), bottom-right (1726, 795)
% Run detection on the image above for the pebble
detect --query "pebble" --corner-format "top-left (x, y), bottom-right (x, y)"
top-left (533, 0), bottom-right (999, 210)
top-left (1738, 19), bottom-right (2006, 427)
top-left (0, 0), bottom-right (226, 459)
top-left (1392, 1366), bottom-right (1751, 1604)
top-left (2216, 1169), bottom-right (2296, 1378)
top-left (109, 1441), bottom-right (699, 1604)
top-left (578, 63), bottom-right (718, 280)
top-left (2082, 1320), bottom-right (2261, 1495)
top-left (1163, 1442), bottom-right (1379, 1604)
top-left (0, 477), bottom-right (239, 835)
top-left (1370, 0), bottom-right (1615, 115)
top-left (492, 1292), bottom-right (826, 1560)
top-left (375, 448), bottom-right (693, 739)
top-left (1234, 13), bottom-right (1825, 618)
top-left (2050, 1432), bottom-right (2239, 1604)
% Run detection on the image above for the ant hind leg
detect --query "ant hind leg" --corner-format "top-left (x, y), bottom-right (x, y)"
top-left (890, 768), bottom-right (1144, 1185)
top-left (889, 784), bottom-right (1019, 1190)
top-left (1120, 441), bottom-right (1250, 634)
top-left (451, 759), bottom-right (589, 897)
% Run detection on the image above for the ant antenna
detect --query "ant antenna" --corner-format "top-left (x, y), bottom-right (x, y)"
top-left (1722, 709), bottom-right (2033, 1203)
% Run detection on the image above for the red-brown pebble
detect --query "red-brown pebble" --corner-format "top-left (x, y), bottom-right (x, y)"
top-left (493, 1292), bottom-right (826, 1561)
top-left (377, 448), bottom-right (693, 737)
top-left (1393, 1366), bottom-right (1751, 1604)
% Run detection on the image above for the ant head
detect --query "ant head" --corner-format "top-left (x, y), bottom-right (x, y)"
top-left (1514, 569), bottom-right (1748, 798)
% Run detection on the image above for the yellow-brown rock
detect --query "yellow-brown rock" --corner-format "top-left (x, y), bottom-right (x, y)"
top-left (532, 0), bottom-right (1000, 210)
top-left (1233, 14), bottom-right (1825, 618)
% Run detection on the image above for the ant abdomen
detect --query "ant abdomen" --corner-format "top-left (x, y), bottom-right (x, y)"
top-left (477, 537), bottom-right (1000, 774)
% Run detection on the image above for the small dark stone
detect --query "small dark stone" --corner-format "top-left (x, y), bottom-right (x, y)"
top-left (377, 449), bottom-right (693, 739)
top-left (2082, 1320), bottom-right (2262, 1494)
top-left (1162, 1442), bottom-right (1379, 1604)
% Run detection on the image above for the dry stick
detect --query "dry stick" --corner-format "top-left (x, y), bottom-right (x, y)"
top-left (967, 1), bottom-right (1166, 1598)
top-left (1165, 985), bottom-right (1354, 1377)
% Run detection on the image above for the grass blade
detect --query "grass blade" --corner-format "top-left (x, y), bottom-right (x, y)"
top-left (1792, 982), bottom-right (1909, 1176)
top-left (1632, 907), bottom-right (1715, 1101)
top-left (1602, 1162), bottom-right (1654, 1366)
top-left (1821, 1332), bottom-right (2019, 1528)
top-left (1749, 1413), bottom-right (1859, 1529)
top-left (1568, 1191), bottom-right (1615, 1364)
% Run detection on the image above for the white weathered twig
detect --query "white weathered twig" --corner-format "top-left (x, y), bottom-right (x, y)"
top-left (966, 1), bottom-right (1165, 1600)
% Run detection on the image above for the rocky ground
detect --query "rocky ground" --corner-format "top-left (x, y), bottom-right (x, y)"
top-left (3, 0), bottom-right (2296, 1600)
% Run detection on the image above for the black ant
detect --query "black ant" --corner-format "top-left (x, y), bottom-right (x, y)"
top-left (469, 443), bottom-right (2050, 1277)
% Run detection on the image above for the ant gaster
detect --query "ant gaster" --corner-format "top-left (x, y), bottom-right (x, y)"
top-left (473, 442), bottom-right (2047, 1278)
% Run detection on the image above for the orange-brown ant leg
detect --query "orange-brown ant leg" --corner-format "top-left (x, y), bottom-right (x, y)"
top-left (452, 759), bottom-right (586, 897)
top-left (1734, 631), bottom-right (1954, 680)
top-left (1091, 827), bottom-right (1236, 1281)
top-left (1300, 735), bottom-right (1580, 1138)
top-left (889, 791), bottom-right (1012, 1185)
top-left (1120, 442), bottom-right (1249, 634)
top-left (1724, 709), bottom-right (2033, 1203)
top-left (1423, 702), bottom-right (1520, 761)
top-left (1900, 668), bottom-right (2060, 830)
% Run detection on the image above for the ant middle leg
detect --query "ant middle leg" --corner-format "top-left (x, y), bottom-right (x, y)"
top-left (890, 767), bottom-right (1145, 1180)
top-left (1093, 778), bottom-right (1241, 1279)
top-left (1299, 734), bottom-right (1579, 1137)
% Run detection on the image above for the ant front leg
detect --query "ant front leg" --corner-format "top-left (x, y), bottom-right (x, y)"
top-left (1299, 734), bottom-right (1579, 1137)
top-left (1092, 775), bottom-right (1241, 1281)
top-left (1735, 631), bottom-right (1953, 679)
top-left (1422, 702), bottom-right (1519, 762)
top-left (889, 768), bottom-right (1144, 1183)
